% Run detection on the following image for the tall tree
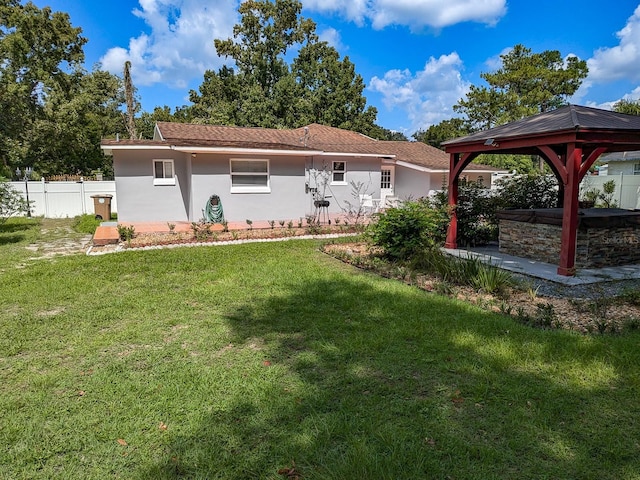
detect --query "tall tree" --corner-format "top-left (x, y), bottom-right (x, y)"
top-left (454, 44), bottom-right (588, 130)
top-left (29, 67), bottom-right (126, 176)
top-left (214, 0), bottom-right (313, 96)
top-left (413, 118), bottom-right (469, 148)
top-left (0, 0), bottom-right (86, 176)
top-left (453, 44), bottom-right (587, 172)
top-left (123, 60), bottom-right (138, 139)
top-left (190, 0), bottom-right (384, 137)
top-left (136, 105), bottom-right (192, 140)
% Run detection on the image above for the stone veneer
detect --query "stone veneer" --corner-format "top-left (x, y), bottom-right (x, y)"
top-left (499, 219), bottom-right (640, 268)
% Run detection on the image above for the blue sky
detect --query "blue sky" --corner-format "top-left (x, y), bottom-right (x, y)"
top-left (32, 0), bottom-right (640, 136)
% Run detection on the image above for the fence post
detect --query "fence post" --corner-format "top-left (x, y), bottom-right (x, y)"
top-left (619, 173), bottom-right (624, 207)
top-left (80, 178), bottom-right (87, 214)
top-left (42, 178), bottom-right (49, 217)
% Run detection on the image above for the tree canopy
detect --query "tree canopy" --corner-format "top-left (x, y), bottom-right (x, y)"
top-left (454, 44), bottom-right (588, 130)
top-left (0, 1), bottom-right (126, 177)
top-left (417, 44), bottom-right (589, 173)
top-left (189, 0), bottom-right (387, 138)
top-left (613, 98), bottom-right (640, 116)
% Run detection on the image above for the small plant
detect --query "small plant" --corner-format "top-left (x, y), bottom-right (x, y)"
top-left (190, 221), bottom-right (212, 241)
top-left (268, 220), bottom-right (275, 229)
top-left (499, 302), bottom-right (513, 316)
top-left (231, 231), bottom-right (239, 240)
top-left (433, 280), bottom-right (454, 296)
top-left (535, 302), bottom-right (557, 328)
top-left (470, 263), bottom-right (513, 296)
top-left (526, 285), bottom-right (540, 302)
top-left (221, 220), bottom-right (229, 232)
top-left (117, 224), bottom-right (136, 246)
top-left (246, 219), bottom-right (253, 230)
top-left (167, 222), bottom-right (176, 233)
top-left (622, 316), bottom-right (640, 332)
top-left (0, 180), bottom-right (30, 223)
top-left (307, 224), bottom-right (322, 235)
top-left (287, 220), bottom-right (294, 229)
top-left (515, 306), bottom-right (531, 324)
top-left (619, 287), bottom-right (640, 306)
top-left (297, 219), bottom-right (303, 228)
top-left (279, 220), bottom-right (285, 228)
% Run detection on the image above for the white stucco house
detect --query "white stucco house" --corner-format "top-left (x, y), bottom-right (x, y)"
top-left (101, 122), bottom-right (501, 223)
top-left (597, 150), bottom-right (640, 176)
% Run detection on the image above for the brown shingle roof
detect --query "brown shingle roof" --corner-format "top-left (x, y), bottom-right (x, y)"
top-left (103, 121), bottom-right (499, 172)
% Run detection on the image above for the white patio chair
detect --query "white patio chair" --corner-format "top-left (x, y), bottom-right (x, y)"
top-left (359, 194), bottom-right (376, 214)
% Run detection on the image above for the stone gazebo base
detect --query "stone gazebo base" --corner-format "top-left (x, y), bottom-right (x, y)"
top-left (497, 208), bottom-right (640, 269)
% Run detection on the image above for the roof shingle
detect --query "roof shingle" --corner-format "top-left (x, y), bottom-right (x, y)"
top-left (102, 121), bottom-right (499, 172)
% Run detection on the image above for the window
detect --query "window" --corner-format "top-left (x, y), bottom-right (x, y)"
top-left (332, 161), bottom-right (346, 184)
top-left (230, 159), bottom-right (270, 193)
top-left (634, 163), bottom-right (640, 175)
top-left (381, 169), bottom-right (391, 189)
top-left (153, 159), bottom-right (175, 185)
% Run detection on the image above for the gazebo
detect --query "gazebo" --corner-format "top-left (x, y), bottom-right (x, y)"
top-left (442, 105), bottom-right (640, 276)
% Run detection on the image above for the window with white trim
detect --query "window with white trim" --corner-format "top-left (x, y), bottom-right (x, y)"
top-left (332, 161), bottom-right (346, 184)
top-left (153, 159), bottom-right (175, 185)
top-left (634, 163), bottom-right (640, 175)
top-left (230, 159), bottom-right (270, 193)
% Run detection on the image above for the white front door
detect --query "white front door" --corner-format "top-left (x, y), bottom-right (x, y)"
top-left (380, 166), bottom-right (395, 206)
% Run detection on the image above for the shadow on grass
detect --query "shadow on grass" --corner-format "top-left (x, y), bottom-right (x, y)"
top-left (0, 219), bottom-right (40, 245)
top-left (141, 267), bottom-right (640, 479)
top-left (0, 218), bottom-right (39, 233)
top-left (0, 233), bottom-right (28, 246)
top-left (0, 218), bottom-right (40, 245)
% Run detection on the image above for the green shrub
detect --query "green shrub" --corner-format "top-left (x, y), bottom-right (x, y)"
top-left (367, 198), bottom-right (449, 260)
top-left (72, 214), bottom-right (102, 234)
top-left (495, 173), bottom-right (559, 209)
top-left (117, 224), bottom-right (136, 243)
top-left (432, 174), bottom-right (559, 247)
top-left (432, 179), bottom-right (501, 247)
top-left (0, 180), bottom-right (28, 223)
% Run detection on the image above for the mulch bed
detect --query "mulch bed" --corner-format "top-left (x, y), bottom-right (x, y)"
top-left (322, 242), bottom-right (640, 335)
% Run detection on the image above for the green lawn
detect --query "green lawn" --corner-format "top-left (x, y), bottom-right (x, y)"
top-left (1, 219), bottom-right (640, 479)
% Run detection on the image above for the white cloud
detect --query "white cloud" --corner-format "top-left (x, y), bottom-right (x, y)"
top-left (587, 5), bottom-right (640, 83)
top-left (303, 0), bottom-right (506, 29)
top-left (318, 27), bottom-right (345, 50)
top-left (483, 46), bottom-right (512, 71)
top-left (100, 0), bottom-right (238, 88)
top-left (369, 53), bottom-right (470, 132)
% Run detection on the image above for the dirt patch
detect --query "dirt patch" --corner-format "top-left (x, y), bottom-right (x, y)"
top-left (323, 242), bottom-right (640, 334)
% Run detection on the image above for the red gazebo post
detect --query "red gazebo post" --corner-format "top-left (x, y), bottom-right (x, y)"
top-left (445, 153), bottom-right (459, 249)
top-left (557, 144), bottom-right (582, 276)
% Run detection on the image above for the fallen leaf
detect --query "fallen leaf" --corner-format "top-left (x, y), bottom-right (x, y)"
top-left (117, 438), bottom-right (128, 446)
top-left (263, 360), bottom-right (272, 366)
top-left (159, 422), bottom-right (168, 431)
top-left (278, 460), bottom-right (301, 479)
top-left (77, 390), bottom-right (85, 397)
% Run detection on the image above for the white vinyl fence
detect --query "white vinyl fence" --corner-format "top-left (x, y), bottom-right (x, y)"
top-left (10, 179), bottom-right (117, 218)
top-left (583, 174), bottom-right (640, 210)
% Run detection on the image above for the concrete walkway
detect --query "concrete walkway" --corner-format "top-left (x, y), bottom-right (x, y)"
top-left (445, 244), bottom-right (640, 285)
